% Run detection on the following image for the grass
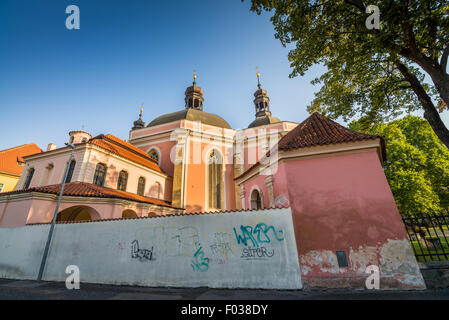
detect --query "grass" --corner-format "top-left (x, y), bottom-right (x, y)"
top-left (410, 239), bottom-right (449, 262)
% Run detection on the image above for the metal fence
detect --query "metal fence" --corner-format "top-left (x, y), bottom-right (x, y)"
top-left (401, 213), bottom-right (449, 262)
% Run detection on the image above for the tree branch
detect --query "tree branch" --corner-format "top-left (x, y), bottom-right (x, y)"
top-left (343, 0), bottom-right (365, 13)
top-left (395, 60), bottom-right (449, 148)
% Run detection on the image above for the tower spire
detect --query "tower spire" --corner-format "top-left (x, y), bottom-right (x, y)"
top-left (132, 103), bottom-right (146, 130)
top-left (185, 70), bottom-right (204, 111)
top-left (253, 67), bottom-right (271, 117)
top-left (256, 66), bottom-right (261, 89)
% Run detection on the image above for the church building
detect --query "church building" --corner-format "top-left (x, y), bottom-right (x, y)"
top-left (0, 72), bottom-right (424, 289)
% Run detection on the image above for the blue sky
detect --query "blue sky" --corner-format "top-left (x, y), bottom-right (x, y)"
top-left (0, 0), bottom-right (447, 151)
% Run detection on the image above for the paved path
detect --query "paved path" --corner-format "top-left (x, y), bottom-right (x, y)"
top-left (0, 278), bottom-right (449, 300)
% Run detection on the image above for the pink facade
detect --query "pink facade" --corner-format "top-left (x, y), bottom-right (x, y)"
top-left (237, 147), bottom-right (424, 289)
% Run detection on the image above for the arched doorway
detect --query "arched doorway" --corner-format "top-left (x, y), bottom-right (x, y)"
top-left (56, 206), bottom-right (100, 222)
top-left (250, 189), bottom-right (263, 210)
top-left (122, 209), bottom-right (138, 219)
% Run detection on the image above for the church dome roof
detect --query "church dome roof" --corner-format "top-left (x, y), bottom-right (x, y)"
top-left (248, 115), bottom-right (280, 128)
top-left (147, 108), bottom-right (231, 129)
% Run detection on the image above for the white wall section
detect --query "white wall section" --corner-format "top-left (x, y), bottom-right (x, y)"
top-left (0, 207), bottom-right (302, 289)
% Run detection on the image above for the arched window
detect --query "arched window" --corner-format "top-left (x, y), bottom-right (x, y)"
top-left (208, 150), bottom-right (223, 210)
top-left (251, 189), bottom-right (263, 210)
top-left (93, 163), bottom-right (107, 186)
top-left (137, 177), bottom-right (146, 196)
top-left (148, 148), bottom-right (159, 164)
top-left (117, 170), bottom-right (128, 191)
top-left (65, 160), bottom-right (76, 183)
top-left (23, 168), bottom-right (35, 189)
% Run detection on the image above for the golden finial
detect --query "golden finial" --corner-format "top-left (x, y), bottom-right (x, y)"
top-left (256, 66), bottom-right (261, 89)
top-left (193, 69), bottom-right (197, 84)
top-left (139, 103), bottom-right (143, 119)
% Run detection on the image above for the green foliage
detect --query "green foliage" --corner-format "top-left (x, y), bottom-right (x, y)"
top-left (247, 0), bottom-right (449, 141)
top-left (349, 115), bottom-right (449, 215)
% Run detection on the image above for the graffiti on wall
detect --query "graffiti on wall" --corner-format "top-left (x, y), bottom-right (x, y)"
top-left (233, 223), bottom-right (284, 260)
top-left (191, 245), bottom-right (209, 272)
top-left (166, 226), bottom-right (200, 257)
top-left (209, 232), bottom-right (233, 258)
top-left (233, 223), bottom-right (285, 247)
top-left (240, 246), bottom-right (275, 260)
top-left (131, 240), bottom-right (155, 262)
top-left (131, 221), bottom-right (286, 266)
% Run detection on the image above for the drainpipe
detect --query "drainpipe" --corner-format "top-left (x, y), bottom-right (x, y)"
top-left (37, 143), bottom-right (75, 282)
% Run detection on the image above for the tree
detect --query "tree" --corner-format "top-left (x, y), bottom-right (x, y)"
top-left (247, 0), bottom-right (449, 147)
top-left (349, 115), bottom-right (449, 215)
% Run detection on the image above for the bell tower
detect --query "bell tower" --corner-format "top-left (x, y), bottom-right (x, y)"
top-left (132, 105), bottom-right (146, 130)
top-left (253, 67), bottom-right (271, 117)
top-left (185, 70), bottom-right (204, 111)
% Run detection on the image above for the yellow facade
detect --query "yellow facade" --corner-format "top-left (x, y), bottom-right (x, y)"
top-left (0, 172), bottom-right (20, 193)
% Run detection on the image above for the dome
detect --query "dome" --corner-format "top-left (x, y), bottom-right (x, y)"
top-left (248, 115), bottom-right (280, 128)
top-left (148, 108), bottom-right (231, 129)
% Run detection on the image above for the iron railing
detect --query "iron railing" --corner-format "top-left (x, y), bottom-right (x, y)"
top-left (401, 213), bottom-right (449, 262)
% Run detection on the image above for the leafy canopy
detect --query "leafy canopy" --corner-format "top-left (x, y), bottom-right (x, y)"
top-left (248, 0), bottom-right (449, 146)
top-left (350, 115), bottom-right (449, 215)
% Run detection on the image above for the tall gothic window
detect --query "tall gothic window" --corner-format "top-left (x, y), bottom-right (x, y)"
top-left (93, 163), bottom-right (107, 186)
top-left (208, 150), bottom-right (223, 210)
top-left (148, 148), bottom-right (159, 164)
top-left (117, 170), bottom-right (128, 191)
top-left (65, 160), bottom-right (76, 183)
top-left (23, 168), bottom-right (35, 189)
top-left (250, 189), bottom-right (263, 210)
top-left (137, 177), bottom-right (145, 196)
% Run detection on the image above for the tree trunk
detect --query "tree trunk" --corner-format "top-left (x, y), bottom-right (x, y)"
top-left (395, 61), bottom-right (449, 148)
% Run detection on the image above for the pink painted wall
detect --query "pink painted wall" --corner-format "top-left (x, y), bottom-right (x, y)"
top-left (138, 140), bottom-right (176, 177)
top-left (278, 151), bottom-right (423, 289)
top-left (0, 196), bottom-right (178, 227)
top-left (241, 174), bottom-right (270, 209)
top-left (19, 150), bottom-right (85, 189)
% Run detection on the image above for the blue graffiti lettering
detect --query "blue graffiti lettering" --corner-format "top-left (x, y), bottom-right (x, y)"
top-left (233, 223), bottom-right (284, 247)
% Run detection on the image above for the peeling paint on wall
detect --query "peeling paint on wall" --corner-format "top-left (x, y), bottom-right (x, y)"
top-left (299, 239), bottom-right (425, 289)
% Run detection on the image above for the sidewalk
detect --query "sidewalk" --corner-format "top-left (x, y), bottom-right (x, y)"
top-left (1, 278), bottom-right (449, 300)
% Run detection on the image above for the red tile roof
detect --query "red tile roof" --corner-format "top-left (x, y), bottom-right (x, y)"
top-left (21, 134), bottom-right (165, 175)
top-left (0, 181), bottom-right (176, 208)
top-left (235, 113), bottom-right (386, 181)
top-left (87, 134), bottom-right (164, 174)
top-left (278, 113), bottom-right (385, 154)
top-left (0, 144), bottom-right (42, 176)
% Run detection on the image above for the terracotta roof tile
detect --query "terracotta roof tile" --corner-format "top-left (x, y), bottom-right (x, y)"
top-left (0, 181), bottom-right (176, 208)
top-left (0, 143), bottom-right (42, 175)
top-left (87, 134), bottom-right (165, 174)
top-left (278, 113), bottom-right (385, 153)
top-left (235, 113), bottom-right (386, 181)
